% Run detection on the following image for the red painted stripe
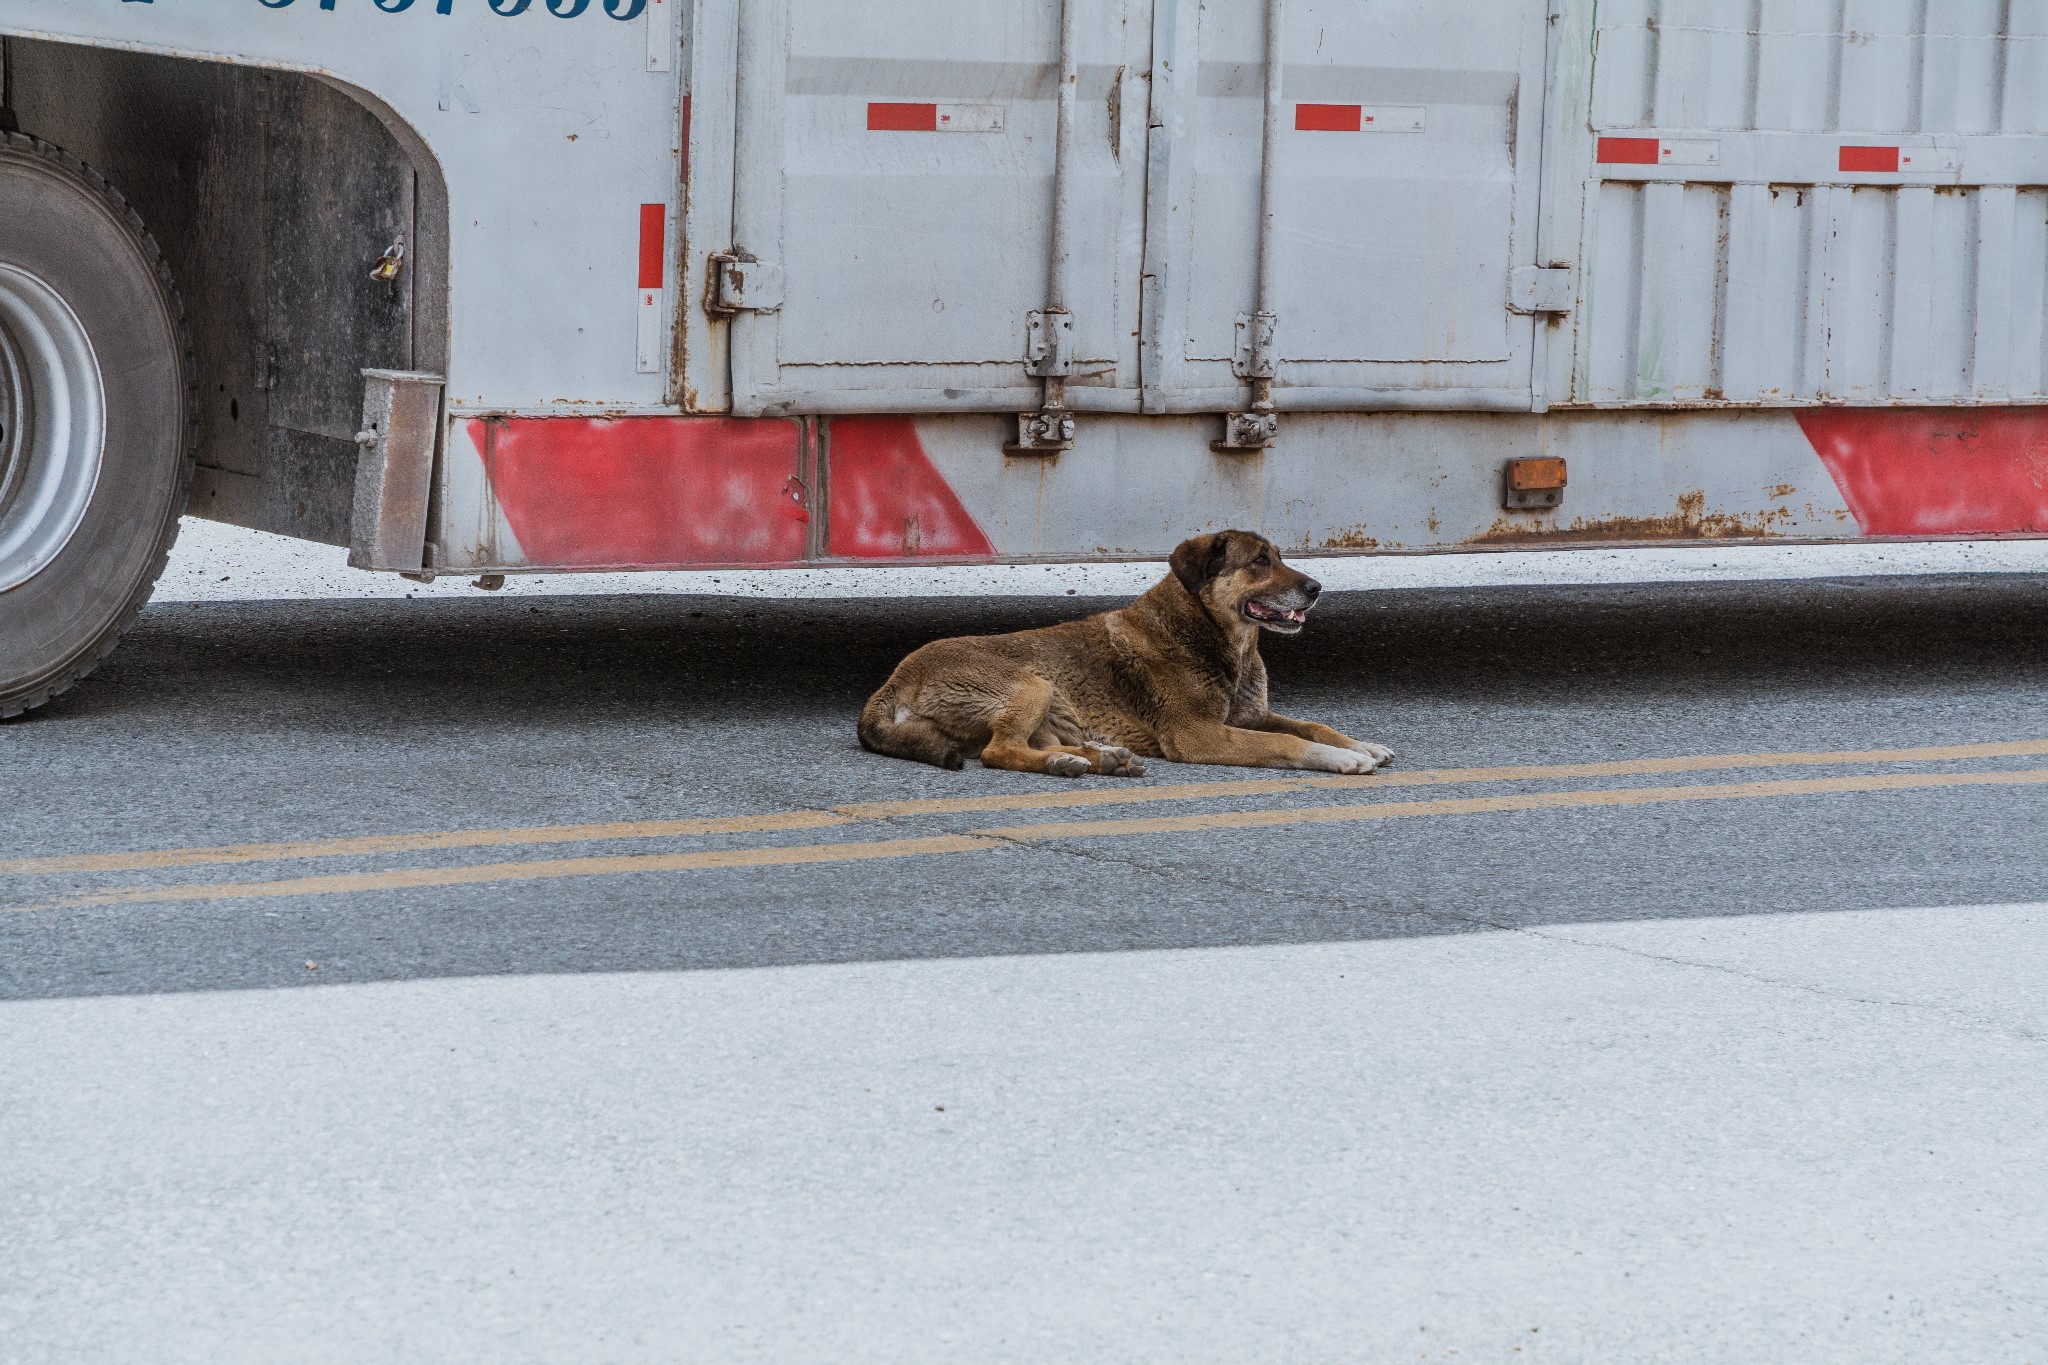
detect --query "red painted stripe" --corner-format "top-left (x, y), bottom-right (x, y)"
top-left (868, 102), bottom-right (938, 132)
top-left (1295, 103), bottom-right (1362, 132)
top-left (827, 417), bottom-right (994, 559)
top-left (476, 417), bottom-right (808, 569)
top-left (637, 203), bottom-right (664, 291)
top-left (1839, 145), bottom-right (1900, 172)
top-left (1596, 136), bottom-right (1662, 165)
top-left (1798, 408), bottom-right (2048, 536)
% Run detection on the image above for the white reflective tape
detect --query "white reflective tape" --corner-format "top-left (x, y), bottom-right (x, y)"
top-left (646, 0), bottom-right (672, 73)
top-left (933, 104), bottom-right (1006, 133)
top-left (1899, 148), bottom-right (1961, 173)
top-left (636, 289), bottom-right (663, 375)
top-left (1358, 105), bottom-right (1425, 132)
top-left (1658, 139), bottom-right (1722, 166)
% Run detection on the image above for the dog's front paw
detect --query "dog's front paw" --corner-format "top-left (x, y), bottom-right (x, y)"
top-left (1348, 740), bottom-right (1394, 769)
top-left (1298, 742), bottom-right (1379, 775)
top-left (1087, 744), bottom-right (1148, 778)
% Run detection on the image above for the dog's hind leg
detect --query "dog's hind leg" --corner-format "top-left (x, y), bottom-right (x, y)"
top-left (979, 675), bottom-right (1098, 778)
top-left (859, 690), bottom-right (967, 770)
top-left (977, 679), bottom-right (1146, 777)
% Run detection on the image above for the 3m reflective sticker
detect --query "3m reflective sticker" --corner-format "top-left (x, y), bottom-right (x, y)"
top-left (646, 0), bottom-right (671, 72)
top-left (1359, 105), bottom-right (1425, 132)
top-left (1296, 104), bottom-right (1424, 132)
top-left (866, 103), bottom-right (1004, 133)
top-left (1657, 139), bottom-right (1721, 166)
top-left (934, 104), bottom-right (1006, 133)
top-left (636, 203), bottom-right (665, 375)
top-left (1898, 148), bottom-right (1961, 173)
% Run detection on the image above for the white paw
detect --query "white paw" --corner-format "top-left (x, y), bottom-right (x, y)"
top-left (1045, 753), bottom-right (1092, 778)
top-left (1348, 740), bottom-right (1394, 769)
top-left (1298, 742), bottom-right (1378, 775)
top-left (1086, 743), bottom-right (1148, 778)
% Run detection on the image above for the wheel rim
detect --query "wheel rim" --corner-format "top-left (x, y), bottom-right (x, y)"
top-left (0, 263), bottom-right (106, 594)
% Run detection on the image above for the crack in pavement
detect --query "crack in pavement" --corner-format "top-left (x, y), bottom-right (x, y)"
top-left (981, 829), bottom-right (2048, 1046)
top-left (1522, 920), bottom-right (2048, 1046)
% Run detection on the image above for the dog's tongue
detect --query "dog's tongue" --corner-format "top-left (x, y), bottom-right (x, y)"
top-left (1249, 601), bottom-right (1307, 624)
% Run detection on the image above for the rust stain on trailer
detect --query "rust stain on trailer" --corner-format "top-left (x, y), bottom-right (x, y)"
top-left (1468, 491), bottom-right (1794, 546)
top-left (1318, 527), bottom-right (1381, 550)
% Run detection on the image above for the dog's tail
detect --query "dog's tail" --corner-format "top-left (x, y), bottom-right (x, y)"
top-left (859, 686), bottom-right (966, 770)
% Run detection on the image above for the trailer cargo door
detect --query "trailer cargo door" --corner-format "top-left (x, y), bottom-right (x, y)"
top-left (720, 0), bottom-right (1151, 417)
top-left (1563, 0), bottom-right (2048, 406)
top-left (1139, 0), bottom-right (1554, 414)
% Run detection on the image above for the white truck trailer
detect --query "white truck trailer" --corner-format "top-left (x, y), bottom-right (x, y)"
top-left (1, 0), bottom-right (2044, 714)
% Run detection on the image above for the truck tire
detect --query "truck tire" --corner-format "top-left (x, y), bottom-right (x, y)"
top-left (0, 132), bottom-right (195, 718)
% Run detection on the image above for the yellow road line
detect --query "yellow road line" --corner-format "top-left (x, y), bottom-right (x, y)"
top-left (839, 739), bottom-right (2048, 816)
top-left (10, 766), bottom-right (2044, 916)
top-left (976, 768), bottom-right (2048, 841)
top-left (0, 811), bottom-right (853, 878)
top-left (6, 738), bottom-right (2045, 878)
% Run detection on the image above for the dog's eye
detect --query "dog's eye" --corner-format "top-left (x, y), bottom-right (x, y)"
top-left (1253, 553), bottom-right (1270, 567)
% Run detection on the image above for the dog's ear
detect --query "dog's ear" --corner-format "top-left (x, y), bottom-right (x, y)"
top-left (1170, 532), bottom-right (1230, 594)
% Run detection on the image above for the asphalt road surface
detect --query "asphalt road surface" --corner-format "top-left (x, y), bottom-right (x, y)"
top-left (5, 571), bottom-right (2047, 1364)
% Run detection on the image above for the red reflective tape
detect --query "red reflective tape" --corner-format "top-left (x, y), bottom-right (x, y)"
top-left (1596, 136), bottom-right (1661, 165)
top-left (1295, 103), bottom-right (1362, 132)
top-left (477, 417), bottom-right (809, 569)
top-left (1839, 145), bottom-right (1900, 172)
top-left (1798, 409), bottom-right (2048, 537)
top-left (868, 102), bottom-right (938, 132)
top-left (680, 94), bottom-right (691, 183)
top-left (637, 203), bottom-right (664, 291)
top-left (827, 417), bottom-right (995, 559)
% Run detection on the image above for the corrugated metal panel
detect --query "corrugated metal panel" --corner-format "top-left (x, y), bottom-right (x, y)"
top-left (1572, 0), bottom-right (2048, 406)
top-left (726, 0), bottom-right (1555, 417)
top-left (1140, 0), bottom-right (1551, 414)
top-left (725, 0), bottom-right (1153, 417)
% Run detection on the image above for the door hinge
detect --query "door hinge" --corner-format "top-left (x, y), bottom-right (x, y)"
top-left (1023, 308), bottom-right (1075, 377)
top-left (707, 252), bottom-right (784, 314)
top-left (1231, 311), bottom-right (1277, 379)
top-left (1509, 266), bottom-right (1574, 315)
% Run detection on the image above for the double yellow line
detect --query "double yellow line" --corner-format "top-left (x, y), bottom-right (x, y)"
top-left (6, 740), bottom-right (2046, 915)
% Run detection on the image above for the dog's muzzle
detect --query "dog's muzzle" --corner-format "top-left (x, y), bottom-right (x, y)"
top-left (1242, 597), bottom-right (1311, 632)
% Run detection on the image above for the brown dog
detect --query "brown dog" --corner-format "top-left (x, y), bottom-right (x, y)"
top-left (859, 530), bottom-right (1393, 777)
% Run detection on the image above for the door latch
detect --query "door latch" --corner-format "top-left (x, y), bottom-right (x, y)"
top-left (708, 253), bottom-right (784, 314)
top-left (1509, 266), bottom-right (1574, 315)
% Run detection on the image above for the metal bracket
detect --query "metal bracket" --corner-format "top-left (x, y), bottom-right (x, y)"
top-left (707, 252), bottom-right (784, 314)
top-left (1502, 456), bottom-right (1567, 509)
top-left (348, 369), bottom-right (444, 573)
top-left (1212, 409), bottom-right (1279, 452)
top-left (1024, 308), bottom-right (1075, 377)
top-left (1004, 408), bottom-right (1076, 457)
top-left (1509, 265), bottom-right (1574, 315)
top-left (1231, 311), bottom-right (1277, 379)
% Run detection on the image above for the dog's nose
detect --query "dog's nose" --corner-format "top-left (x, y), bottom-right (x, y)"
top-left (1301, 577), bottom-right (1322, 602)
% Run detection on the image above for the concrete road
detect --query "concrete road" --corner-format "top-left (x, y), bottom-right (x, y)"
top-left (3, 568), bottom-right (2047, 1364)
